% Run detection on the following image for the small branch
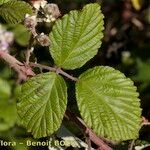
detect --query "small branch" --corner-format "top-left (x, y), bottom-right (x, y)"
top-left (85, 128), bottom-right (92, 150)
top-left (30, 62), bottom-right (78, 81)
top-left (142, 122), bottom-right (150, 126)
top-left (25, 35), bottom-right (34, 64)
top-left (65, 110), bottom-right (113, 150)
top-left (0, 51), bottom-right (35, 82)
top-left (57, 68), bottom-right (78, 82)
top-left (141, 116), bottom-right (150, 127)
top-left (30, 62), bottom-right (56, 72)
top-left (131, 18), bottom-right (143, 30)
top-left (128, 140), bottom-right (135, 150)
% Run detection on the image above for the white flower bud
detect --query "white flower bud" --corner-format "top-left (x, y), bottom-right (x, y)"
top-left (3, 32), bottom-right (14, 44)
top-left (0, 26), bottom-right (14, 52)
top-left (51, 17), bottom-right (56, 22)
top-left (122, 51), bottom-right (131, 59)
top-left (31, 0), bottom-right (47, 10)
top-left (43, 3), bottom-right (61, 19)
top-left (37, 33), bottom-right (50, 46)
top-left (0, 41), bottom-right (9, 51)
top-left (24, 14), bottom-right (37, 30)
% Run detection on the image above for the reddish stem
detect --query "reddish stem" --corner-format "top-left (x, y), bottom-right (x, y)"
top-left (0, 51), bottom-right (35, 82)
top-left (65, 110), bottom-right (113, 150)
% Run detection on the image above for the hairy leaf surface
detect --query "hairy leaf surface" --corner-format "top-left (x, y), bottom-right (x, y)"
top-left (76, 66), bottom-right (141, 141)
top-left (0, 0), bottom-right (32, 24)
top-left (17, 72), bottom-right (67, 138)
top-left (50, 3), bottom-right (104, 69)
top-left (0, 0), bottom-right (10, 5)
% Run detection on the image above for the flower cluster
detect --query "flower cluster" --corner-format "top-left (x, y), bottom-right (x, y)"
top-left (24, 14), bottom-right (37, 31)
top-left (37, 33), bottom-right (50, 46)
top-left (24, 14), bottom-right (50, 46)
top-left (31, 0), bottom-right (61, 22)
top-left (0, 25), bottom-right (14, 52)
top-left (24, 0), bottom-right (60, 46)
top-left (43, 3), bottom-right (61, 22)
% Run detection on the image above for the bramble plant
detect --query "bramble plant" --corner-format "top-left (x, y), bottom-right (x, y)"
top-left (0, 0), bottom-right (144, 149)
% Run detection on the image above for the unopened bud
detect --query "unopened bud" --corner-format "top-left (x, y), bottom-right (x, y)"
top-left (43, 4), bottom-right (61, 19)
top-left (24, 14), bottom-right (37, 30)
top-left (0, 41), bottom-right (9, 51)
top-left (3, 32), bottom-right (14, 44)
top-left (0, 26), bottom-right (14, 52)
top-left (37, 33), bottom-right (50, 46)
top-left (30, 0), bottom-right (47, 10)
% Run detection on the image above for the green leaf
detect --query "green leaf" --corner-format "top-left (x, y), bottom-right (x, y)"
top-left (0, 99), bottom-right (17, 131)
top-left (50, 3), bottom-right (104, 70)
top-left (14, 139), bottom-right (28, 150)
top-left (17, 72), bottom-right (67, 138)
top-left (12, 24), bottom-right (31, 46)
top-left (133, 59), bottom-right (150, 82)
top-left (0, 78), bottom-right (11, 99)
top-left (76, 66), bottom-right (141, 141)
top-left (0, 0), bottom-right (33, 24)
top-left (0, 0), bottom-right (10, 5)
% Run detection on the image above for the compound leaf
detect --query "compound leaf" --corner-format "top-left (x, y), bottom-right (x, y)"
top-left (76, 66), bottom-right (141, 141)
top-left (0, 0), bottom-right (32, 24)
top-left (50, 3), bottom-right (104, 70)
top-left (17, 72), bottom-right (67, 138)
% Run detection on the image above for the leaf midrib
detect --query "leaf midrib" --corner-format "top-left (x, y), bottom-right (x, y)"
top-left (25, 74), bottom-right (57, 136)
top-left (60, 6), bottom-right (100, 66)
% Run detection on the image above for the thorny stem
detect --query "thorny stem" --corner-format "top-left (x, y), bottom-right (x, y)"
top-left (65, 110), bottom-right (113, 150)
top-left (0, 51), bottom-right (35, 82)
top-left (30, 62), bottom-right (78, 81)
top-left (0, 51), bottom-right (78, 82)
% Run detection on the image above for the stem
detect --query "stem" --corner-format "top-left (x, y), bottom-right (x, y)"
top-left (142, 122), bottom-right (150, 126)
top-left (0, 51), bottom-right (35, 81)
top-left (65, 110), bottom-right (113, 150)
top-left (30, 62), bottom-right (78, 81)
top-left (0, 51), bottom-right (23, 66)
top-left (128, 140), bottom-right (135, 150)
top-left (25, 35), bottom-right (34, 64)
top-left (30, 62), bottom-right (56, 72)
top-left (86, 128), bottom-right (92, 150)
top-left (57, 68), bottom-right (78, 82)
top-left (141, 117), bottom-right (150, 127)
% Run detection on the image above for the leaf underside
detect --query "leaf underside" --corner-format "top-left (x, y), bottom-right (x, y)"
top-left (0, 0), bottom-right (32, 24)
top-left (76, 66), bottom-right (141, 141)
top-left (50, 3), bottom-right (104, 70)
top-left (17, 72), bottom-right (67, 138)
